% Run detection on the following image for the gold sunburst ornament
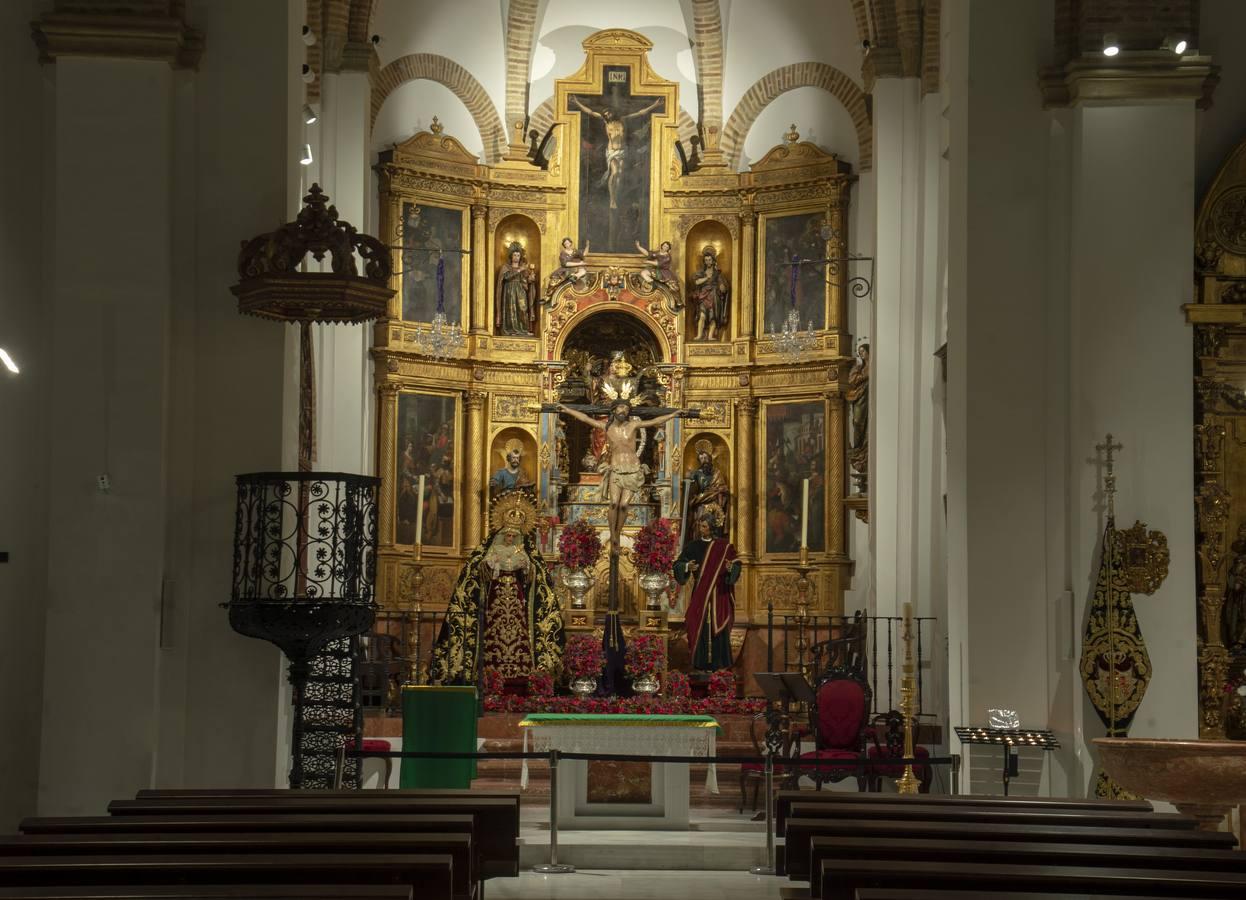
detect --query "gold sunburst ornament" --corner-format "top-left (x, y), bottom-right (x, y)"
top-left (490, 490), bottom-right (539, 536)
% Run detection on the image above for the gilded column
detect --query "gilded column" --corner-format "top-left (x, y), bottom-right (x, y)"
top-left (827, 390), bottom-right (846, 560)
top-left (735, 397), bottom-right (758, 560)
top-left (464, 390), bottom-right (487, 547)
top-left (471, 204), bottom-right (488, 334)
top-left (738, 207), bottom-right (757, 340)
top-left (827, 194), bottom-right (849, 332)
top-left (378, 383), bottom-right (402, 546)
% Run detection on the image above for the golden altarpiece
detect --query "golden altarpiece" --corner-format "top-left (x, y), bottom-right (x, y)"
top-left (372, 31), bottom-right (855, 662)
top-left (1189, 135), bottom-right (1246, 740)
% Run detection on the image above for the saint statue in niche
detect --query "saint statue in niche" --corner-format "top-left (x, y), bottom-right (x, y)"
top-left (1224, 522), bottom-right (1246, 650)
top-left (489, 438), bottom-right (533, 495)
top-left (686, 439), bottom-right (730, 543)
top-left (428, 492), bottom-right (564, 683)
top-left (494, 241), bottom-right (537, 336)
top-left (674, 507), bottom-right (739, 671)
top-left (845, 341), bottom-right (869, 494)
top-left (690, 246), bottom-right (729, 341)
top-left (571, 94), bottom-right (664, 211)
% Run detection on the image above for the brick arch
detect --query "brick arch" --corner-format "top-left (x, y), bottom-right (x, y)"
top-left (504, 0), bottom-right (541, 143)
top-left (849, 0), bottom-right (871, 45)
top-left (689, 0), bottom-right (724, 149)
top-left (722, 62), bottom-right (872, 171)
top-left (529, 98), bottom-right (699, 146)
top-left (372, 53), bottom-right (507, 163)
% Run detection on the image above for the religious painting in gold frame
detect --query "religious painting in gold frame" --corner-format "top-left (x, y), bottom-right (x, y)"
top-left (394, 390), bottom-right (461, 549)
top-left (759, 210), bottom-right (830, 334)
top-left (398, 200), bottom-right (470, 332)
top-left (761, 398), bottom-right (827, 555)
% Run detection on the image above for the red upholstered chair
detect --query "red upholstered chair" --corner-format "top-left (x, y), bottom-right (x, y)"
top-left (795, 666), bottom-right (871, 791)
top-left (346, 738), bottom-right (393, 789)
top-left (865, 710), bottom-right (931, 793)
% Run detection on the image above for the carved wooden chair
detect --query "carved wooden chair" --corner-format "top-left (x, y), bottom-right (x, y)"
top-left (792, 664), bottom-right (872, 791)
top-left (865, 709), bottom-right (932, 793)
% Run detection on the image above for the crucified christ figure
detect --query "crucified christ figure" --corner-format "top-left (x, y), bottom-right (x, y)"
top-left (557, 399), bottom-right (684, 554)
top-left (570, 95), bottom-right (664, 210)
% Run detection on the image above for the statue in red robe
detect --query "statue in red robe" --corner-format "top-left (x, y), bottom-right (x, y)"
top-left (674, 510), bottom-right (739, 671)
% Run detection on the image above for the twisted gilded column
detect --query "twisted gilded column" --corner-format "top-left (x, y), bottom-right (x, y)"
top-left (378, 383), bottom-right (402, 546)
top-left (739, 208), bottom-right (757, 340)
top-left (465, 390), bottom-right (487, 546)
top-left (471, 204), bottom-right (488, 334)
top-left (736, 397), bottom-right (758, 560)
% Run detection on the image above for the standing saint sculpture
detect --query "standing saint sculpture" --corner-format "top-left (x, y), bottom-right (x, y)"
top-left (570, 95), bottom-right (664, 210)
top-left (495, 242), bottom-right (537, 335)
top-left (690, 246), bottom-right (729, 341)
top-left (556, 398), bottom-right (686, 555)
top-left (846, 341), bottom-right (869, 492)
top-left (1224, 522), bottom-right (1246, 650)
top-left (686, 439), bottom-right (730, 543)
top-left (489, 438), bottom-right (533, 495)
top-left (674, 507), bottom-right (739, 671)
top-left (428, 492), bottom-right (564, 683)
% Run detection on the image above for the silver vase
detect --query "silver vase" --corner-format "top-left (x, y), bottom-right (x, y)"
top-left (638, 570), bottom-right (670, 611)
top-left (632, 672), bottom-right (660, 694)
top-left (570, 674), bottom-right (597, 697)
top-left (563, 567), bottom-right (592, 609)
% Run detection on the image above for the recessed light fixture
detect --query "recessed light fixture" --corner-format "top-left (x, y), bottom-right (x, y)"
top-left (301, 25), bottom-right (316, 47)
top-left (300, 144), bottom-right (314, 166)
top-left (0, 348), bottom-right (19, 374)
top-left (303, 104), bottom-right (319, 125)
top-left (1102, 33), bottom-right (1121, 57)
top-left (301, 64), bottom-right (316, 84)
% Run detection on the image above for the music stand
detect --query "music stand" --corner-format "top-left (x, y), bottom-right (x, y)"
top-left (954, 726), bottom-right (1060, 796)
top-left (750, 673), bottom-right (811, 876)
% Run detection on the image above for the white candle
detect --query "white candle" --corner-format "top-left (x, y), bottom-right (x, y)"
top-left (414, 474), bottom-right (426, 546)
top-left (800, 478), bottom-right (810, 549)
top-left (902, 601), bottom-right (913, 623)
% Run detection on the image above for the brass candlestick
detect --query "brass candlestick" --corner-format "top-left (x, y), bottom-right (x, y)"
top-left (405, 542), bottom-right (426, 685)
top-left (794, 545), bottom-right (814, 674)
top-left (896, 602), bottom-right (920, 795)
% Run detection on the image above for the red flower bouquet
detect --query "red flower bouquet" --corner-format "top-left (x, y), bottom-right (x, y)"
top-left (633, 518), bottom-right (677, 574)
top-left (529, 669), bottom-right (555, 697)
top-left (481, 667), bottom-right (504, 698)
top-left (558, 519), bottom-right (603, 570)
top-left (707, 668), bottom-right (736, 697)
top-left (665, 671), bottom-right (691, 698)
top-left (564, 633), bottom-right (605, 679)
top-left (625, 633), bottom-right (666, 677)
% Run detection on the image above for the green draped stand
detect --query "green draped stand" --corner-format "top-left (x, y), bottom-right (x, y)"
top-left (400, 685), bottom-right (478, 788)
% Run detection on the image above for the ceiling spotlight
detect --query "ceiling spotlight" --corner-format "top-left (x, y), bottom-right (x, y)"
top-left (1174, 38), bottom-right (1188, 54)
top-left (0, 348), bottom-right (19, 374)
top-left (370, 34), bottom-right (382, 46)
top-left (303, 103), bottom-right (318, 125)
top-left (1162, 34), bottom-right (1189, 54)
top-left (300, 143), bottom-right (314, 166)
top-left (301, 25), bottom-right (316, 47)
top-left (1102, 33), bottom-right (1120, 57)
top-left (301, 64), bottom-right (315, 84)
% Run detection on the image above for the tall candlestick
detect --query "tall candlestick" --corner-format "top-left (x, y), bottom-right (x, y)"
top-left (902, 600), bottom-right (913, 623)
top-left (414, 474), bottom-right (426, 547)
top-left (800, 478), bottom-right (810, 549)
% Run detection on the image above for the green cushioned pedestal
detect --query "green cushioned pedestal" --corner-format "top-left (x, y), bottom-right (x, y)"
top-left (400, 685), bottom-right (478, 788)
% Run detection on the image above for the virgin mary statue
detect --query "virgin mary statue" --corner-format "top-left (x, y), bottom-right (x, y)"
top-left (429, 492), bottom-right (564, 684)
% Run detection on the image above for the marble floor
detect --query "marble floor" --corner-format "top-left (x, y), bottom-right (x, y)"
top-left (489, 870), bottom-right (792, 899)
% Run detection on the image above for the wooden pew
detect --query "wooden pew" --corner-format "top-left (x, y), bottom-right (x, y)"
top-left (807, 836), bottom-right (1246, 899)
top-left (104, 797), bottom-right (519, 879)
top-left (783, 816), bottom-right (1237, 881)
top-left (854, 892), bottom-right (1182, 900)
top-left (785, 800), bottom-right (1195, 831)
top-left (0, 888), bottom-right (413, 900)
top-left (132, 790), bottom-right (515, 800)
top-left (774, 789), bottom-right (1151, 831)
top-left (818, 859), bottom-right (1246, 900)
top-left (0, 855), bottom-right (453, 900)
top-left (0, 835), bottom-right (474, 900)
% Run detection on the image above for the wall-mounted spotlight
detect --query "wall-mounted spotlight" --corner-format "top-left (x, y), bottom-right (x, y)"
top-left (0, 348), bottom-right (19, 374)
top-left (303, 103), bottom-right (319, 125)
top-left (1102, 33), bottom-right (1120, 57)
top-left (300, 143), bottom-right (314, 166)
top-left (301, 25), bottom-right (316, 47)
top-left (1162, 34), bottom-right (1188, 54)
top-left (370, 34), bottom-right (382, 46)
top-left (301, 64), bottom-right (316, 84)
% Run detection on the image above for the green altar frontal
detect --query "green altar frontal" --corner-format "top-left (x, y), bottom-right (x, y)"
top-left (401, 685), bottom-right (478, 788)
top-left (517, 713), bottom-right (721, 731)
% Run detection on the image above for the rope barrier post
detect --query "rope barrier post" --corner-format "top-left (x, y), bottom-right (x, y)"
top-left (748, 751), bottom-right (776, 875)
top-left (951, 752), bottom-right (962, 795)
top-left (532, 748), bottom-right (575, 874)
top-left (333, 743), bottom-right (346, 789)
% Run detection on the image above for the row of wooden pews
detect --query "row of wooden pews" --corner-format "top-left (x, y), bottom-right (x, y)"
top-left (777, 790), bottom-right (1246, 900)
top-left (0, 788), bottom-right (522, 900)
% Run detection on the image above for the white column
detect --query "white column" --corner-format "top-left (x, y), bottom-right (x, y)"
top-left (1067, 103), bottom-right (1198, 755)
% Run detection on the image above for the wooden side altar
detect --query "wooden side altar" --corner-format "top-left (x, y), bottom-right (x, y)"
top-left (371, 29), bottom-right (859, 685)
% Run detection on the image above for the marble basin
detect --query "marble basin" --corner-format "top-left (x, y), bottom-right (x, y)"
top-left (1094, 737), bottom-right (1246, 830)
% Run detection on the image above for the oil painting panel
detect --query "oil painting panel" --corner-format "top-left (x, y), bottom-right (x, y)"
top-left (396, 392), bottom-right (458, 547)
top-left (401, 202), bottom-right (464, 323)
top-left (763, 212), bottom-right (827, 333)
top-left (765, 400), bottom-right (826, 553)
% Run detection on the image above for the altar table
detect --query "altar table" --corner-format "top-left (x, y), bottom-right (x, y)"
top-left (519, 713), bottom-right (719, 830)
top-left (400, 684), bottom-right (477, 788)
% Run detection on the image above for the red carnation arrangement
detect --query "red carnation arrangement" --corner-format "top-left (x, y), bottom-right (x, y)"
top-left (665, 671), bottom-right (691, 698)
top-left (558, 519), bottom-right (603, 570)
top-left (481, 667), bottom-right (504, 697)
top-left (633, 517), bottom-right (677, 574)
top-left (529, 669), bottom-right (554, 697)
top-left (625, 633), bottom-right (667, 677)
top-left (707, 668), bottom-right (736, 698)
top-left (564, 633), bottom-right (605, 679)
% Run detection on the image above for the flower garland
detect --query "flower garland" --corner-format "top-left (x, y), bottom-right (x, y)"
top-left (634, 517), bottom-right (677, 574)
top-left (481, 667), bottom-right (504, 697)
top-left (529, 669), bottom-right (554, 698)
top-left (707, 668), bottom-right (736, 698)
top-left (625, 633), bottom-right (666, 677)
top-left (558, 518), bottom-right (602, 570)
top-left (564, 633), bottom-right (605, 679)
top-left (480, 692), bottom-right (766, 715)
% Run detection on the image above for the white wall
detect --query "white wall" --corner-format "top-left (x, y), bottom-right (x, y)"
top-left (741, 86), bottom-right (861, 169)
top-left (372, 80), bottom-right (484, 159)
top-left (0, 0), bottom-right (51, 833)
